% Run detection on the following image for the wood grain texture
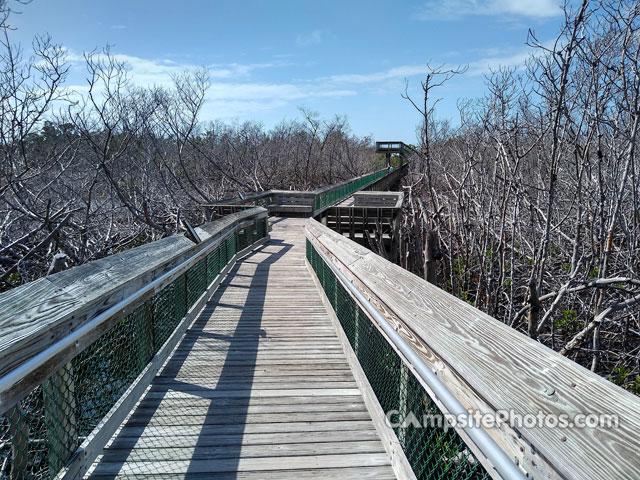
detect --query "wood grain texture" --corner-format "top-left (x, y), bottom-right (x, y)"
top-left (87, 218), bottom-right (396, 479)
top-left (307, 218), bottom-right (640, 480)
top-left (0, 208), bottom-right (267, 385)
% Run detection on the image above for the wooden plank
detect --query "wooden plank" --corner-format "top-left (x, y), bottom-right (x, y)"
top-left (124, 411), bottom-right (374, 426)
top-left (88, 466), bottom-right (397, 479)
top-left (100, 441), bottom-right (386, 462)
top-left (106, 429), bottom-right (382, 449)
top-left (87, 218), bottom-right (395, 479)
top-left (109, 420), bottom-right (379, 438)
top-left (91, 453), bottom-right (393, 475)
top-left (130, 402), bottom-right (367, 416)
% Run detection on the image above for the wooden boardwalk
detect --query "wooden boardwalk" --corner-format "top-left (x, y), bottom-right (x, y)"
top-left (88, 218), bottom-right (396, 479)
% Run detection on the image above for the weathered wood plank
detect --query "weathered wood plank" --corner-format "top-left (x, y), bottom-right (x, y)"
top-left (87, 218), bottom-right (396, 479)
top-left (100, 441), bottom-right (386, 462)
top-left (91, 453), bottom-right (393, 475)
top-left (88, 466), bottom-right (397, 479)
top-left (106, 429), bottom-right (382, 449)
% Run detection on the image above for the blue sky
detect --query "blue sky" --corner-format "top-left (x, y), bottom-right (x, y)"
top-left (9, 0), bottom-right (565, 143)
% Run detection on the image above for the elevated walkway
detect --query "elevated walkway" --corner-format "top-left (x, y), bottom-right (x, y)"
top-left (88, 219), bottom-right (396, 479)
top-left (2, 162), bottom-right (640, 480)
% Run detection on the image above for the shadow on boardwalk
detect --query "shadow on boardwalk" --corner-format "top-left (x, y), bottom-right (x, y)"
top-left (89, 240), bottom-right (292, 479)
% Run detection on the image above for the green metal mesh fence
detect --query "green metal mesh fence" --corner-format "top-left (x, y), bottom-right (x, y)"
top-left (313, 166), bottom-right (400, 210)
top-left (255, 196), bottom-right (271, 208)
top-left (306, 239), bottom-right (489, 480)
top-left (0, 217), bottom-right (265, 480)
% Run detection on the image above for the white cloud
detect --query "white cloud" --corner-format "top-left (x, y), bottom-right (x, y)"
top-left (323, 45), bottom-right (536, 88)
top-left (466, 49), bottom-right (531, 75)
top-left (64, 50), bottom-right (279, 88)
top-left (415, 0), bottom-right (561, 21)
top-left (61, 50), bottom-right (356, 118)
top-left (296, 30), bottom-right (324, 47)
top-left (207, 83), bottom-right (355, 102)
top-left (327, 65), bottom-right (429, 84)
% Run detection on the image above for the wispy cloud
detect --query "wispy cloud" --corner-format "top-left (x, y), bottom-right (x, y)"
top-left (323, 45), bottom-right (535, 88)
top-left (62, 50), bottom-right (355, 119)
top-left (59, 42), bottom-right (538, 122)
top-left (65, 50), bottom-right (278, 86)
top-left (110, 24), bottom-right (126, 30)
top-left (466, 49), bottom-right (531, 75)
top-left (327, 65), bottom-right (429, 84)
top-left (296, 29), bottom-right (324, 47)
top-left (415, 0), bottom-right (561, 21)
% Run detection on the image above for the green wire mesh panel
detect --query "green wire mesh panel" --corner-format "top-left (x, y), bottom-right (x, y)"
top-left (1, 220), bottom-right (267, 480)
top-left (255, 217), bottom-right (267, 240)
top-left (153, 276), bottom-right (187, 351)
top-left (0, 303), bottom-right (156, 480)
top-left (256, 196), bottom-right (271, 208)
top-left (206, 247), bottom-right (220, 285)
top-left (306, 239), bottom-right (489, 480)
top-left (313, 168), bottom-right (398, 211)
top-left (237, 223), bottom-right (254, 252)
top-left (225, 233), bottom-right (236, 262)
top-left (186, 258), bottom-right (207, 309)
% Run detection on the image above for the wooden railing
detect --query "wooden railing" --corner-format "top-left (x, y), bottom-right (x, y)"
top-left (306, 219), bottom-right (640, 480)
top-left (0, 207), bottom-right (269, 479)
top-left (204, 164), bottom-right (405, 218)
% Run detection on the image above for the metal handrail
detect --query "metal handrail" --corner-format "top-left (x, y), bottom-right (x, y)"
top-left (310, 240), bottom-right (527, 480)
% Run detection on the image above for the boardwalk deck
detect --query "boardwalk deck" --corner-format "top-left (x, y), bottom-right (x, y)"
top-left (87, 218), bottom-right (396, 479)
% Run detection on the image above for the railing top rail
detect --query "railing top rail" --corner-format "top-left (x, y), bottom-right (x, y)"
top-left (310, 167), bottom-right (390, 195)
top-left (0, 207), bottom-right (267, 385)
top-left (306, 218), bottom-right (640, 480)
top-left (309, 233), bottom-right (525, 480)
top-left (202, 191), bottom-right (272, 206)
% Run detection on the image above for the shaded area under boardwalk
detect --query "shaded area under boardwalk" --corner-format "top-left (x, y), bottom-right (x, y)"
top-left (88, 218), bottom-right (396, 479)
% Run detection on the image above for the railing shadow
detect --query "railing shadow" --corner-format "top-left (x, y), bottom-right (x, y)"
top-left (88, 239), bottom-right (292, 479)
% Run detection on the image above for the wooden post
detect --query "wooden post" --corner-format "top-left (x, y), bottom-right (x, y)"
top-left (349, 208), bottom-right (355, 240)
top-left (391, 210), bottom-right (401, 264)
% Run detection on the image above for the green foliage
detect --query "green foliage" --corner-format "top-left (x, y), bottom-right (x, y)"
top-left (554, 309), bottom-right (578, 329)
top-left (612, 367), bottom-right (640, 395)
top-left (8, 272), bottom-right (21, 285)
top-left (588, 267), bottom-right (599, 279)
